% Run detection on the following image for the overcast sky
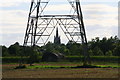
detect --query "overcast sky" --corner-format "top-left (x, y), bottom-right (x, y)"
top-left (0, 0), bottom-right (119, 47)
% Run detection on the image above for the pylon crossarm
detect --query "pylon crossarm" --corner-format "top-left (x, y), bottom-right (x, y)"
top-left (31, 15), bottom-right (78, 19)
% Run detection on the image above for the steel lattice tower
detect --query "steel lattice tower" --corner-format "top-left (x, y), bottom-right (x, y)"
top-left (23, 0), bottom-right (90, 65)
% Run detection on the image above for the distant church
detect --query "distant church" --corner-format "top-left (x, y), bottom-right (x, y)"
top-left (54, 27), bottom-right (61, 44)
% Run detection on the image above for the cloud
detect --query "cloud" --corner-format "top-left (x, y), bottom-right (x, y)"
top-left (82, 4), bottom-right (118, 29)
top-left (0, 0), bottom-right (118, 8)
top-left (82, 4), bottom-right (117, 14)
top-left (84, 18), bottom-right (117, 28)
top-left (0, 10), bottom-right (28, 34)
top-left (0, 0), bottom-right (31, 7)
top-left (0, 33), bottom-right (24, 47)
top-left (86, 25), bottom-right (118, 41)
top-left (44, 4), bottom-right (71, 12)
top-left (0, 9), bottom-right (27, 46)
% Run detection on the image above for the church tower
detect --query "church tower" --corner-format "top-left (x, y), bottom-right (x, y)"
top-left (54, 27), bottom-right (61, 44)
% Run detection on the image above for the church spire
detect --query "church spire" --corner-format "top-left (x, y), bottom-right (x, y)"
top-left (56, 27), bottom-right (58, 37)
top-left (54, 27), bottom-right (61, 44)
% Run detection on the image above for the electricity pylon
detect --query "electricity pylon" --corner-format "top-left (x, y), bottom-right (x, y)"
top-left (23, 0), bottom-right (91, 65)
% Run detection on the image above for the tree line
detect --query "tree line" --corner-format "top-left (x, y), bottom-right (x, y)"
top-left (1, 36), bottom-right (120, 57)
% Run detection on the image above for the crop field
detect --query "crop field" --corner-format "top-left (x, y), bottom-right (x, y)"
top-left (2, 62), bottom-right (120, 78)
top-left (1, 56), bottom-right (119, 78)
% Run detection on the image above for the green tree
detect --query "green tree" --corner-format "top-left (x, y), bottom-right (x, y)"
top-left (66, 41), bottom-right (82, 56)
top-left (88, 49), bottom-right (93, 56)
top-left (45, 42), bottom-right (54, 53)
top-left (105, 50), bottom-right (113, 56)
top-left (93, 46), bottom-right (104, 56)
top-left (2, 46), bottom-right (10, 56)
top-left (88, 36), bottom-right (120, 56)
top-left (113, 44), bottom-right (120, 56)
top-left (8, 42), bottom-right (20, 56)
top-left (28, 47), bottom-right (40, 66)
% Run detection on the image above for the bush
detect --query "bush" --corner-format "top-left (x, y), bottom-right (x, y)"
top-left (15, 65), bottom-right (26, 69)
top-left (2, 57), bottom-right (28, 63)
